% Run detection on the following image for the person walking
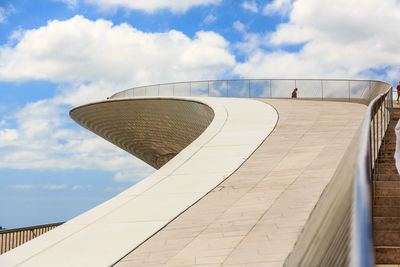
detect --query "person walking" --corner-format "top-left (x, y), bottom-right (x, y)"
top-left (397, 81), bottom-right (400, 104)
top-left (291, 88), bottom-right (298, 98)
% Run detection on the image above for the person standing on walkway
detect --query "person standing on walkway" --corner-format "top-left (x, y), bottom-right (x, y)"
top-left (291, 88), bottom-right (298, 98)
top-left (397, 81), bottom-right (400, 104)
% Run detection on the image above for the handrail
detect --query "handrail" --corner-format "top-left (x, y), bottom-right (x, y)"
top-left (109, 79), bottom-right (391, 105)
top-left (352, 88), bottom-right (393, 267)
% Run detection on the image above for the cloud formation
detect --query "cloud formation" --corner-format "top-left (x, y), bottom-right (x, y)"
top-left (263, 0), bottom-right (292, 16)
top-left (0, 7), bottom-right (5, 23)
top-left (84, 0), bottom-right (222, 13)
top-left (55, 0), bottom-right (79, 9)
top-left (7, 184), bottom-right (68, 190)
top-left (0, 15), bottom-right (234, 85)
top-left (235, 0), bottom-right (400, 81)
top-left (203, 14), bottom-right (217, 25)
top-left (241, 1), bottom-right (258, 13)
top-left (0, 15), bottom-right (236, 182)
top-left (0, 4), bottom-right (16, 24)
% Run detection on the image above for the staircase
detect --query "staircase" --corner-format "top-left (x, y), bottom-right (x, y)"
top-left (373, 107), bottom-right (400, 264)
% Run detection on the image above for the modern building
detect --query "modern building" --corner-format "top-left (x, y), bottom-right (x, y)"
top-left (0, 79), bottom-right (394, 266)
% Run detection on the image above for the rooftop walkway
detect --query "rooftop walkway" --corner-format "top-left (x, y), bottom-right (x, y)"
top-left (0, 97), bottom-right (368, 266)
top-left (116, 98), bottom-right (366, 266)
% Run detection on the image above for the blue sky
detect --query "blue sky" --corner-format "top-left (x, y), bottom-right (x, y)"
top-left (0, 0), bottom-right (399, 228)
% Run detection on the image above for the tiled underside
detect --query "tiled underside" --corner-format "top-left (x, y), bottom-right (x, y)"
top-left (116, 99), bottom-right (366, 267)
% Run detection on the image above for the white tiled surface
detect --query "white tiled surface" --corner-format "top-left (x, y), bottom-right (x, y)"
top-left (0, 97), bottom-right (278, 267)
top-left (116, 99), bottom-right (367, 267)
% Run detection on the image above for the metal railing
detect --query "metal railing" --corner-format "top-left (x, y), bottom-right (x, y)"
top-left (110, 79), bottom-right (390, 105)
top-left (352, 87), bottom-right (393, 267)
top-left (0, 222), bottom-right (64, 254)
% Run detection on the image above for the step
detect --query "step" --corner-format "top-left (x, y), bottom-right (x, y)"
top-left (375, 188), bottom-right (400, 197)
top-left (375, 197), bottom-right (400, 206)
top-left (376, 163), bottom-right (397, 168)
top-left (377, 181), bottom-right (400, 189)
top-left (377, 158), bottom-right (396, 162)
top-left (376, 169), bottom-right (400, 176)
top-left (375, 246), bottom-right (400, 264)
top-left (376, 175), bottom-right (400, 181)
top-left (374, 217), bottom-right (400, 231)
top-left (374, 231), bottom-right (400, 246)
top-left (377, 155), bottom-right (396, 158)
top-left (374, 206), bottom-right (400, 217)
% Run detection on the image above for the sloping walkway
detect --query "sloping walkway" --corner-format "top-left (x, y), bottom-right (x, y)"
top-left (116, 99), bottom-right (366, 266)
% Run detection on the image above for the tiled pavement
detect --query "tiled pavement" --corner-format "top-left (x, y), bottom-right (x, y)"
top-left (115, 99), bottom-right (367, 266)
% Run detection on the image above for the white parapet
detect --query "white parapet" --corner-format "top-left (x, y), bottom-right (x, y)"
top-left (0, 97), bottom-right (278, 267)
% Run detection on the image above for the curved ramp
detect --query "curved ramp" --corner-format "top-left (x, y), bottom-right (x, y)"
top-left (115, 99), bottom-right (367, 266)
top-left (0, 97), bottom-right (278, 267)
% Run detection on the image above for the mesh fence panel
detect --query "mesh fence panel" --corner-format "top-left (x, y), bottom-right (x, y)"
top-left (322, 80), bottom-right (348, 99)
top-left (249, 80), bottom-right (271, 97)
top-left (191, 81), bottom-right (209, 97)
top-left (271, 80), bottom-right (296, 98)
top-left (146, 85), bottom-right (159, 96)
top-left (227, 80), bottom-right (250, 97)
top-left (296, 80), bottom-right (323, 99)
top-left (209, 81), bottom-right (228, 97)
top-left (159, 84), bottom-right (174, 96)
top-left (174, 82), bottom-right (191, 96)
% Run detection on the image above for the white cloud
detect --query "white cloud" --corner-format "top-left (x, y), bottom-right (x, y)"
top-left (41, 184), bottom-right (68, 190)
top-left (233, 20), bottom-right (246, 33)
top-left (0, 15), bottom-right (235, 183)
top-left (0, 7), bottom-right (5, 23)
top-left (241, 1), bottom-right (258, 13)
top-left (235, 0), bottom-right (400, 82)
top-left (72, 185), bottom-right (93, 190)
top-left (0, 4), bottom-right (16, 24)
top-left (84, 0), bottom-right (222, 13)
top-left (7, 184), bottom-right (68, 190)
top-left (0, 95), bottom-right (155, 179)
top-left (0, 15), bottom-right (234, 85)
top-left (113, 170), bottom-right (147, 182)
top-left (0, 129), bottom-right (18, 142)
top-left (263, 0), bottom-right (292, 16)
top-left (54, 0), bottom-right (78, 9)
top-left (203, 14), bottom-right (217, 25)
top-left (105, 186), bottom-right (127, 192)
top-left (8, 184), bottom-right (34, 189)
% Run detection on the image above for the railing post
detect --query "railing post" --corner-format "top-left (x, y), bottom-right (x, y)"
top-left (248, 80), bottom-right (251, 98)
top-left (348, 80), bottom-right (351, 101)
top-left (270, 80), bottom-right (272, 98)
top-left (189, 82), bottom-right (192, 96)
top-left (208, 81), bottom-right (210, 97)
top-left (321, 80), bottom-right (324, 100)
